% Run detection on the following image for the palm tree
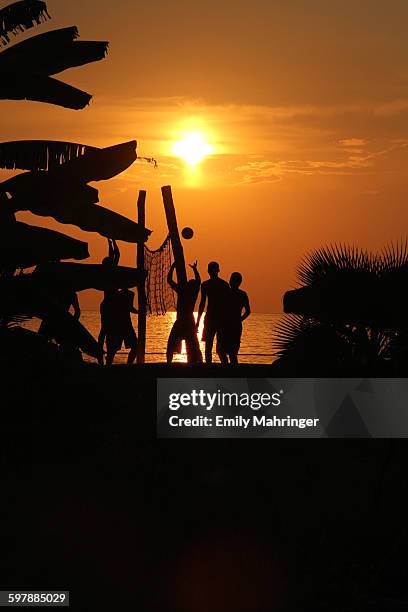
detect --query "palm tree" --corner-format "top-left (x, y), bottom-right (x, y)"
top-left (275, 243), bottom-right (408, 373)
top-left (0, 1), bottom-right (155, 363)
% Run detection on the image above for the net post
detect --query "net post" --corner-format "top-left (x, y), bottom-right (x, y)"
top-left (137, 190), bottom-right (147, 364)
top-left (161, 185), bottom-right (187, 284)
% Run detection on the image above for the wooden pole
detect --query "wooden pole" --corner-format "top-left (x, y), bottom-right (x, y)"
top-left (137, 190), bottom-right (147, 364)
top-left (161, 185), bottom-right (187, 284)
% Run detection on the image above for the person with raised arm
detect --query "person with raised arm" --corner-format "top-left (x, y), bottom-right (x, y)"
top-left (102, 238), bottom-right (120, 268)
top-left (166, 260), bottom-right (203, 364)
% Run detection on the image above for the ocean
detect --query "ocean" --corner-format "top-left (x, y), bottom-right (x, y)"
top-left (24, 311), bottom-right (282, 365)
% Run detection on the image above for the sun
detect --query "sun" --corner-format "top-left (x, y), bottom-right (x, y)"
top-left (173, 131), bottom-right (214, 166)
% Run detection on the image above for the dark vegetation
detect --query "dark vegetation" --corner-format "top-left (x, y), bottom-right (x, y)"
top-left (276, 243), bottom-right (408, 375)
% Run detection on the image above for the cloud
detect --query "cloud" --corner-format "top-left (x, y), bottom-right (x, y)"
top-left (339, 138), bottom-right (367, 147)
top-left (233, 161), bottom-right (283, 185)
top-left (233, 141), bottom-right (408, 185)
top-left (233, 158), bottom-right (369, 185)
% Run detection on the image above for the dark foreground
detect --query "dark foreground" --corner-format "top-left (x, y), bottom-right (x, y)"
top-left (1, 360), bottom-right (408, 611)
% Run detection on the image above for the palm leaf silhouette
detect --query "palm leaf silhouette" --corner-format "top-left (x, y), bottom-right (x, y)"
top-left (285, 244), bottom-right (379, 324)
top-left (279, 242), bottom-right (408, 370)
top-left (272, 314), bottom-right (391, 370)
top-left (0, 139), bottom-right (136, 178)
top-left (2, 179), bottom-right (150, 242)
top-left (285, 242), bottom-right (408, 327)
top-left (381, 241), bottom-right (408, 271)
top-left (297, 243), bottom-right (376, 287)
top-left (273, 315), bottom-right (315, 359)
top-left (0, 25), bottom-right (108, 108)
top-left (0, 72), bottom-right (93, 108)
top-left (272, 314), bottom-right (353, 374)
top-left (0, 26), bottom-right (108, 74)
top-left (0, 140), bottom-right (98, 171)
top-left (0, 0), bottom-right (50, 47)
top-left (0, 141), bottom-right (151, 241)
top-left (0, 221), bottom-right (89, 273)
top-left (34, 262), bottom-right (145, 292)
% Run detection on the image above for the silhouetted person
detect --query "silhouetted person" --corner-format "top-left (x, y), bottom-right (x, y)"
top-left (98, 287), bottom-right (138, 366)
top-left (196, 261), bottom-right (230, 363)
top-left (37, 285), bottom-right (82, 362)
top-left (102, 238), bottom-right (120, 267)
top-left (167, 260), bottom-right (203, 364)
top-left (217, 272), bottom-right (251, 365)
top-left (33, 262), bottom-right (82, 360)
top-left (38, 286), bottom-right (80, 332)
top-left (101, 238), bottom-right (120, 300)
top-left (34, 262), bottom-right (81, 325)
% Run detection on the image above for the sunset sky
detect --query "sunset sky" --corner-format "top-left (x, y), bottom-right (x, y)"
top-left (1, 0), bottom-right (408, 311)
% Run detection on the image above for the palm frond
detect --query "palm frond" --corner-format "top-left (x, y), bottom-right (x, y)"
top-left (0, 72), bottom-right (93, 109)
top-left (0, 221), bottom-right (89, 269)
top-left (273, 315), bottom-right (319, 358)
top-left (34, 262), bottom-right (144, 292)
top-left (380, 240), bottom-right (408, 272)
top-left (1, 172), bottom-right (150, 241)
top-left (0, 0), bottom-right (50, 47)
top-left (0, 139), bottom-right (136, 176)
top-left (0, 141), bottom-right (147, 240)
top-left (0, 171), bottom-right (99, 207)
top-left (0, 26), bottom-right (108, 108)
top-left (297, 243), bottom-right (376, 286)
top-left (0, 26), bottom-right (108, 75)
top-left (273, 314), bottom-right (351, 366)
top-left (273, 315), bottom-right (339, 357)
top-left (50, 39), bottom-right (108, 74)
top-left (50, 204), bottom-right (152, 243)
top-left (51, 140), bottom-right (137, 183)
top-left (0, 140), bottom-right (98, 171)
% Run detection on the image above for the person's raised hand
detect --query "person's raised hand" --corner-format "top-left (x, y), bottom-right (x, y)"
top-left (189, 260), bottom-right (198, 270)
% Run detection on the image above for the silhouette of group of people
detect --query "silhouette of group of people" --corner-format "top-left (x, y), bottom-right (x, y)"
top-left (37, 239), bottom-right (251, 366)
top-left (167, 259), bottom-right (251, 365)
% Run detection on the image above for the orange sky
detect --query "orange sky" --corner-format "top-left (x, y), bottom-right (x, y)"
top-left (1, 0), bottom-right (408, 312)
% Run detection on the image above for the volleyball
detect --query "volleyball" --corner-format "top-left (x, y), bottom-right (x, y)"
top-left (181, 227), bottom-right (194, 239)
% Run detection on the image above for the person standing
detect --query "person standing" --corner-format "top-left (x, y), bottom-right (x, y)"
top-left (98, 287), bottom-right (139, 366)
top-left (196, 261), bottom-right (230, 363)
top-left (217, 272), bottom-right (251, 365)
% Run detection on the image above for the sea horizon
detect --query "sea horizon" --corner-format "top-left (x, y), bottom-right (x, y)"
top-left (24, 311), bottom-right (282, 364)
